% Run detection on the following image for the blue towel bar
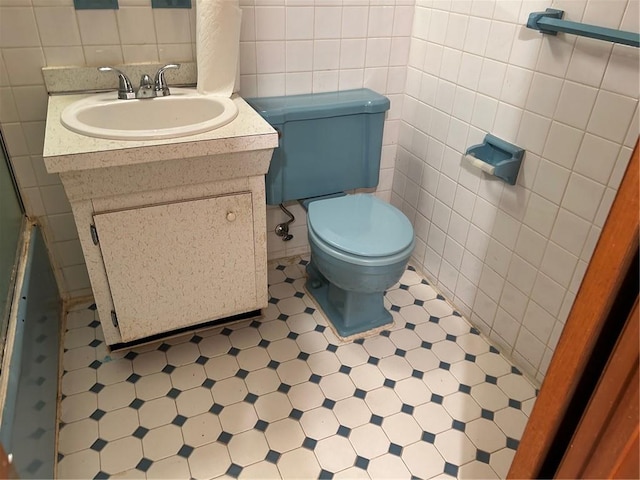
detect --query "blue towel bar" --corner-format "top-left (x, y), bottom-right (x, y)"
top-left (527, 8), bottom-right (640, 48)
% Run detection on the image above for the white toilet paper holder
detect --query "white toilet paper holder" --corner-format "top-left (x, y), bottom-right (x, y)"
top-left (464, 134), bottom-right (525, 185)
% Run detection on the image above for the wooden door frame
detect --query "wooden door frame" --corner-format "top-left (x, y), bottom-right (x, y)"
top-left (508, 142), bottom-right (639, 478)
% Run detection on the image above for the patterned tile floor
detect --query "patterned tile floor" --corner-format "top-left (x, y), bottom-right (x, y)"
top-left (57, 257), bottom-right (538, 479)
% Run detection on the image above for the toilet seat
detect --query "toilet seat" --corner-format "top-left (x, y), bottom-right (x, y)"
top-left (307, 194), bottom-right (414, 266)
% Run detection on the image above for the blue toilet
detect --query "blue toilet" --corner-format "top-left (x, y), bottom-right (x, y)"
top-left (247, 89), bottom-right (415, 337)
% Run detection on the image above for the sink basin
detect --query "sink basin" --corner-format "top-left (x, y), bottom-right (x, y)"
top-left (60, 88), bottom-right (239, 140)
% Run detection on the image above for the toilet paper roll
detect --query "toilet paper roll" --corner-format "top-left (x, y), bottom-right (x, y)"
top-left (196, 0), bottom-right (242, 97)
top-left (464, 154), bottom-right (496, 175)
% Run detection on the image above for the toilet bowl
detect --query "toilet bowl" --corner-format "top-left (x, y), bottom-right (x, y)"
top-left (305, 194), bottom-right (414, 337)
top-left (246, 89), bottom-right (415, 337)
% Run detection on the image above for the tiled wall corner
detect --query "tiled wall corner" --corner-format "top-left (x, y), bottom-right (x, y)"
top-left (394, 0), bottom-right (639, 381)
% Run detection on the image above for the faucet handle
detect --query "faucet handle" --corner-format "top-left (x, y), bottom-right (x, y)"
top-left (98, 66), bottom-right (135, 100)
top-left (154, 63), bottom-right (181, 97)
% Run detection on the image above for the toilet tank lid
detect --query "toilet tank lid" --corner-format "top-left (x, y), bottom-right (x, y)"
top-left (245, 89), bottom-right (390, 124)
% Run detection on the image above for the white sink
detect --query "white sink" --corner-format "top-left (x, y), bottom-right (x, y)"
top-left (60, 87), bottom-right (239, 140)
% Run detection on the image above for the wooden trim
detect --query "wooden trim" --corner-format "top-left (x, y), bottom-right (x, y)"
top-left (556, 299), bottom-right (639, 478)
top-left (507, 142), bottom-right (639, 478)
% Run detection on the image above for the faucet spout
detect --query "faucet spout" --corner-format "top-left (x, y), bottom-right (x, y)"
top-left (154, 64), bottom-right (181, 97)
top-left (98, 67), bottom-right (135, 100)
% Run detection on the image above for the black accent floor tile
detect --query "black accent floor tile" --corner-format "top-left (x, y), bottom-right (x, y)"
top-left (444, 462), bottom-right (458, 477)
top-left (459, 384), bottom-right (471, 394)
top-left (90, 409), bottom-right (106, 421)
top-left (135, 458), bottom-right (153, 472)
top-left (422, 431), bottom-right (436, 444)
top-left (133, 426), bottom-right (149, 439)
top-left (431, 394), bottom-right (443, 404)
top-left (388, 443), bottom-right (403, 456)
top-left (481, 409), bottom-right (494, 420)
top-left (90, 438), bottom-right (107, 452)
top-left (172, 415), bottom-right (187, 427)
top-left (476, 449), bottom-right (491, 464)
top-left (226, 463), bottom-right (243, 478)
top-left (355, 456), bottom-right (369, 470)
top-left (322, 398), bottom-right (336, 409)
top-left (195, 356), bottom-right (208, 365)
top-left (265, 450), bottom-right (281, 464)
top-left (370, 414), bottom-right (383, 426)
top-left (177, 445), bottom-right (194, 458)
top-left (217, 431), bottom-right (233, 444)
top-left (354, 388), bottom-right (366, 399)
top-left (166, 388), bottom-right (181, 399)
top-left (254, 419), bottom-right (268, 432)
top-left (302, 437), bottom-right (317, 449)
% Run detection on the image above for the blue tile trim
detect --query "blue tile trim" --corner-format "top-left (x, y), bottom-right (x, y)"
top-left (73, 0), bottom-right (118, 9)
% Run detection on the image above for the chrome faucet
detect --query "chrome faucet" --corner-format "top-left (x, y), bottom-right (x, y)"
top-left (154, 64), bottom-right (180, 97)
top-left (97, 66), bottom-right (135, 99)
top-left (98, 64), bottom-right (181, 100)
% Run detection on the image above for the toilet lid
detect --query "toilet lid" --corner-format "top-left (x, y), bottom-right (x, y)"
top-left (308, 194), bottom-right (414, 257)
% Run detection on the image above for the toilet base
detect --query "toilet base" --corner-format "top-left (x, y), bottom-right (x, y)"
top-left (305, 260), bottom-right (393, 338)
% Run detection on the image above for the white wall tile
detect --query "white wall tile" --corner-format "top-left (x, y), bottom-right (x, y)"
top-left (34, 7), bottom-right (81, 47)
top-left (554, 81), bottom-right (598, 130)
top-left (587, 90), bottom-right (638, 144)
top-left (77, 10), bottom-right (120, 46)
top-left (549, 208), bottom-right (590, 257)
top-left (514, 225), bottom-right (546, 267)
top-left (561, 173), bottom-right (605, 222)
top-left (314, 6), bottom-right (342, 39)
top-left (285, 6), bottom-right (313, 40)
top-left (83, 45), bottom-right (123, 67)
top-left (479, 264), bottom-right (504, 301)
top-left (256, 42), bottom-right (285, 74)
top-left (2, 47), bottom-right (46, 85)
top-left (285, 40), bottom-right (313, 72)
top-left (365, 38), bottom-right (392, 67)
top-left (314, 39), bottom-right (340, 71)
top-left (12, 85), bottom-right (48, 122)
top-left (573, 134), bottom-right (621, 184)
top-left (443, 13), bottom-right (467, 50)
top-left (531, 158), bottom-right (570, 205)
top-left (506, 253), bottom-right (536, 295)
top-left (0, 7), bottom-right (41, 48)
top-left (542, 121), bottom-right (584, 170)
top-left (43, 46), bottom-right (85, 66)
top-left (536, 35), bottom-right (574, 78)
top-left (256, 6), bottom-right (285, 40)
top-left (492, 308), bottom-right (519, 345)
top-left (116, 7), bottom-right (156, 45)
top-left (516, 111), bottom-right (550, 156)
top-left (602, 44), bottom-right (640, 98)
top-left (565, 37), bottom-right (612, 87)
top-left (525, 72), bottom-right (562, 119)
top-left (285, 71), bottom-right (312, 94)
top-left (153, 10), bottom-right (191, 44)
top-left (540, 241), bottom-right (578, 288)
top-left (342, 6), bottom-right (369, 39)
top-left (522, 301), bottom-right (555, 345)
top-left (463, 17), bottom-right (491, 56)
top-left (531, 271), bottom-right (564, 317)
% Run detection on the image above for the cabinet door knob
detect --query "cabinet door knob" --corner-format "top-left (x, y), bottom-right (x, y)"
top-left (226, 211), bottom-right (237, 222)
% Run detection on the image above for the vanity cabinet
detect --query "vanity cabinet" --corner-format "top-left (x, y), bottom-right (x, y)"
top-left (43, 94), bottom-right (278, 347)
top-left (93, 193), bottom-right (256, 342)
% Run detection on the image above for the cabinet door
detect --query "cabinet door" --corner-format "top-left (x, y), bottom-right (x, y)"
top-left (93, 193), bottom-right (256, 342)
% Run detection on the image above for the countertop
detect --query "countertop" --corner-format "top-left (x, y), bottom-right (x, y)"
top-left (43, 91), bottom-right (278, 174)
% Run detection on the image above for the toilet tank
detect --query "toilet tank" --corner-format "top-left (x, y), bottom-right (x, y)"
top-left (246, 89), bottom-right (390, 205)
